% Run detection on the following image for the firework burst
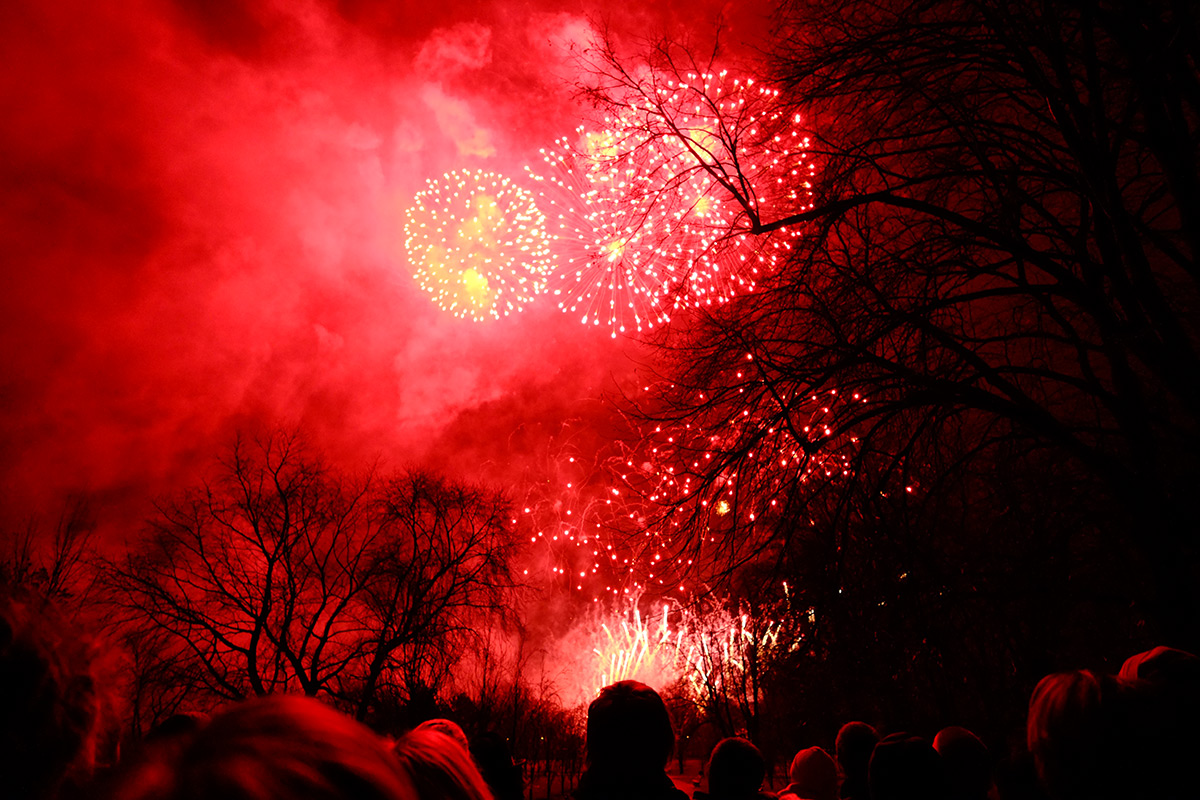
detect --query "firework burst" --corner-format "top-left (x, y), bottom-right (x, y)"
top-left (528, 145), bottom-right (675, 335)
top-left (592, 602), bottom-right (686, 692)
top-left (527, 70), bottom-right (815, 336)
top-left (404, 169), bottom-right (554, 321)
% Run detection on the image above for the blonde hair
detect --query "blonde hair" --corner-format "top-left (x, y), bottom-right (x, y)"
top-left (112, 695), bottom-right (413, 800)
top-left (392, 728), bottom-right (493, 800)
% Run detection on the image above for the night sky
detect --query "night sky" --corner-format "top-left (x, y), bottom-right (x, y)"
top-left (0, 0), bottom-right (775, 533)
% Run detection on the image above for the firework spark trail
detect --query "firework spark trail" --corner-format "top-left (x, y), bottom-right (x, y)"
top-left (628, 387), bottom-right (860, 514)
top-left (514, 434), bottom-right (638, 600)
top-left (593, 603), bottom-right (686, 690)
top-left (682, 605), bottom-right (784, 701)
top-left (404, 169), bottom-right (554, 321)
top-left (511, 388), bottom-right (863, 601)
top-left (564, 595), bottom-right (797, 709)
top-left (526, 70), bottom-right (815, 336)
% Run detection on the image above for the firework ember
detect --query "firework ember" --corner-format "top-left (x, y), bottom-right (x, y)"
top-left (600, 382), bottom-right (864, 593)
top-left (404, 169), bottom-right (554, 321)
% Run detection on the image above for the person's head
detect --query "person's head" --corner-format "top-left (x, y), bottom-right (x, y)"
top-left (991, 753), bottom-right (1049, 800)
top-left (144, 712), bottom-right (211, 745)
top-left (1026, 670), bottom-right (1140, 800)
top-left (110, 694), bottom-right (413, 800)
top-left (0, 594), bottom-right (110, 800)
top-left (1117, 646), bottom-right (1200, 798)
top-left (1117, 646), bottom-right (1200, 684)
top-left (469, 732), bottom-right (522, 800)
top-left (868, 732), bottom-right (944, 800)
top-left (835, 721), bottom-right (879, 788)
top-left (584, 681), bottom-right (674, 778)
top-left (932, 727), bottom-right (989, 800)
top-left (392, 727), bottom-right (492, 800)
top-left (786, 746), bottom-right (837, 800)
top-left (414, 719), bottom-right (470, 752)
top-left (706, 737), bottom-right (765, 799)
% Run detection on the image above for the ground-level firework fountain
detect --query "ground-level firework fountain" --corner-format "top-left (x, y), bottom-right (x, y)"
top-left (549, 593), bottom-right (802, 722)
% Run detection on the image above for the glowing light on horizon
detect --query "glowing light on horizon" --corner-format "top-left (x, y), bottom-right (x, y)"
top-left (404, 169), bottom-right (554, 320)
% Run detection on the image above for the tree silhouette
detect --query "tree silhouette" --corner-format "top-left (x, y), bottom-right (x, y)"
top-left (579, 0), bottom-right (1199, 645)
top-left (102, 432), bottom-right (518, 728)
top-left (353, 470), bottom-right (520, 721)
top-left (1, 496), bottom-right (97, 606)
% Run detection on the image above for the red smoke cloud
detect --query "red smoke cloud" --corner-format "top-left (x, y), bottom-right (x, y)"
top-left (0, 0), bottom-right (771, 532)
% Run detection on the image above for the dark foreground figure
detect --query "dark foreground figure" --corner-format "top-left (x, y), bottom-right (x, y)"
top-left (106, 697), bottom-right (509, 800)
top-left (778, 745), bottom-right (837, 800)
top-left (1028, 647), bottom-right (1200, 800)
top-left (574, 680), bottom-right (688, 800)
top-left (695, 737), bottom-right (775, 800)
top-left (5, 590), bottom-right (1199, 800)
top-left (1, 595), bottom-right (109, 800)
top-left (109, 695), bottom-right (414, 800)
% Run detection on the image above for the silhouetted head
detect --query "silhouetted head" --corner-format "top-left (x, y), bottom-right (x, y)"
top-left (706, 737), bottom-right (765, 799)
top-left (110, 695), bottom-right (413, 800)
top-left (393, 727), bottom-right (492, 800)
top-left (145, 712), bottom-right (211, 744)
top-left (835, 721), bottom-right (878, 798)
top-left (1117, 646), bottom-right (1200, 798)
top-left (469, 732), bottom-right (523, 800)
top-left (0, 595), bottom-right (110, 800)
top-left (868, 732), bottom-right (944, 800)
top-left (414, 719), bottom-right (470, 752)
top-left (786, 746), bottom-right (837, 800)
top-left (1117, 646), bottom-right (1200, 684)
top-left (933, 727), bottom-right (989, 800)
top-left (584, 680), bottom-right (674, 778)
top-left (1026, 670), bottom-right (1141, 800)
top-left (992, 753), bottom-right (1049, 800)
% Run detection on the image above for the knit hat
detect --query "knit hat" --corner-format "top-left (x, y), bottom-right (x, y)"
top-left (788, 746), bottom-right (838, 800)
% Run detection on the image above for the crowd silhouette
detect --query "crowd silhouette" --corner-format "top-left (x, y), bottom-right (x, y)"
top-left (3, 594), bottom-right (1198, 800)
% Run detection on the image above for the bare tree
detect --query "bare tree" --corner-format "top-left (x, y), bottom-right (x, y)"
top-left (102, 432), bottom-right (518, 726)
top-left (353, 470), bottom-right (518, 721)
top-left (1, 496), bottom-right (97, 605)
top-left (574, 1), bottom-right (1200, 644)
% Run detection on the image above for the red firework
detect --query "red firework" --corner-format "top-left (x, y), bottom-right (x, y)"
top-left (527, 70), bottom-right (815, 336)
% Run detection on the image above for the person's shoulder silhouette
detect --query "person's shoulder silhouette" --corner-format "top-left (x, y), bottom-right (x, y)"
top-left (575, 681), bottom-right (688, 800)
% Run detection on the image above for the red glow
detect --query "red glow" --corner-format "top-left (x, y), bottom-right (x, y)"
top-left (0, 0), bottom-right (762, 528)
